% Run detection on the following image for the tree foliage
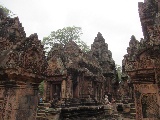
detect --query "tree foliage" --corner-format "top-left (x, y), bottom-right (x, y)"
top-left (42, 26), bottom-right (90, 54)
top-left (0, 4), bottom-right (15, 17)
top-left (38, 81), bottom-right (44, 95)
top-left (116, 64), bottom-right (122, 82)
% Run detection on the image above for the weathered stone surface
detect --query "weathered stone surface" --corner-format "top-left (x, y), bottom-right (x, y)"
top-left (122, 0), bottom-right (160, 119)
top-left (91, 32), bottom-right (117, 100)
top-left (0, 6), bottom-right (119, 120)
top-left (45, 40), bottom-right (105, 104)
top-left (0, 9), bottom-right (46, 120)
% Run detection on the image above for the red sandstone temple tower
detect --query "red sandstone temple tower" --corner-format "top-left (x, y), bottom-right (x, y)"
top-left (91, 32), bottom-right (117, 101)
top-left (123, 0), bottom-right (160, 119)
top-left (0, 9), bottom-right (46, 120)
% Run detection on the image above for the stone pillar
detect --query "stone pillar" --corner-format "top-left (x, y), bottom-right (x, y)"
top-left (0, 84), bottom-right (5, 118)
top-left (46, 82), bottom-right (50, 101)
top-left (61, 80), bottom-right (66, 99)
top-left (50, 83), bottom-right (53, 100)
top-left (66, 79), bottom-right (72, 99)
top-left (0, 81), bottom-right (39, 120)
top-left (73, 78), bottom-right (79, 98)
top-left (43, 81), bottom-right (47, 101)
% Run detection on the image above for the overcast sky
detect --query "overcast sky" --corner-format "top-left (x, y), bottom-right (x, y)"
top-left (1, 0), bottom-right (144, 65)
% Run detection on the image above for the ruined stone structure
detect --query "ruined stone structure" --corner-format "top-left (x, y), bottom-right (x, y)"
top-left (45, 40), bottom-right (105, 105)
top-left (0, 7), bottom-right (118, 120)
top-left (91, 32), bottom-right (118, 101)
top-left (123, 0), bottom-right (160, 119)
top-left (121, 35), bottom-right (138, 100)
top-left (42, 33), bottom-right (117, 119)
top-left (0, 9), bottom-right (46, 120)
top-left (43, 32), bottom-right (117, 106)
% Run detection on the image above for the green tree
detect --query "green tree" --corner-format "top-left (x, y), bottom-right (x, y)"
top-left (38, 81), bottom-right (44, 95)
top-left (42, 26), bottom-right (90, 54)
top-left (116, 64), bottom-right (122, 82)
top-left (0, 4), bottom-right (15, 17)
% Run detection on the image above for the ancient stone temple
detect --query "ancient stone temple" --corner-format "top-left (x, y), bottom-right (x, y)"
top-left (91, 32), bottom-right (117, 101)
top-left (0, 9), bottom-right (46, 120)
top-left (45, 40), bottom-right (105, 105)
top-left (121, 35), bottom-right (139, 100)
top-left (123, 0), bottom-right (160, 119)
top-left (0, 7), bottom-right (119, 120)
top-left (40, 34), bottom-right (117, 119)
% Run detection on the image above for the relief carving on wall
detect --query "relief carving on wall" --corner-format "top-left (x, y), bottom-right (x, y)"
top-left (3, 88), bottom-right (16, 120)
top-left (134, 84), bottom-right (159, 119)
top-left (141, 93), bottom-right (158, 118)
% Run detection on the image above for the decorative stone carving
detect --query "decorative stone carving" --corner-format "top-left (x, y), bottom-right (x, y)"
top-left (123, 1), bottom-right (160, 119)
top-left (0, 9), bottom-right (46, 120)
top-left (91, 32), bottom-right (117, 99)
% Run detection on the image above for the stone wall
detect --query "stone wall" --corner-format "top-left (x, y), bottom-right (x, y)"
top-left (0, 9), bottom-right (46, 120)
top-left (123, 0), bottom-right (160, 119)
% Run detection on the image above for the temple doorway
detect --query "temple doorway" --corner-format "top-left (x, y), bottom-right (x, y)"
top-left (52, 84), bottom-right (61, 100)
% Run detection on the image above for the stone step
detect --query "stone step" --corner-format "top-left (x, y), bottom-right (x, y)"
top-left (130, 112), bottom-right (136, 118)
top-left (36, 116), bottom-right (46, 118)
top-left (0, 98), bottom-right (4, 103)
top-left (130, 108), bottom-right (136, 113)
top-left (130, 103), bottom-right (135, 107)
top-left (37, 112), bottom-right (45, 114)
top-left (38, 110), bottom-right (46, 113)
top-left (130, 112), bottom-right (136, 115)
top-left (38, 106), bottom-right (46, 109)
top-left (37, 113), bottom-right (46, 117)
top-left (112, 113), bottom-right (119, 117)
top-left (116, 100), bottom-right (122, 103)
top-left (37, 104), bottom-right (49, 108)
top-left (38, 103), bottom-right (50, 106)
top-left (36, 116), bottom-right (48, 120)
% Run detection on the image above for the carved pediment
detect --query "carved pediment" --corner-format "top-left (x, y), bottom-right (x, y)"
top-left (0, 15), bottom-right (46, 80)
top-left (47, 57), bottom-right (66, 76)
top-left (64, 40), bottom-right (80, 56)
top-left (0, 17), bottom-right (26, 51)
